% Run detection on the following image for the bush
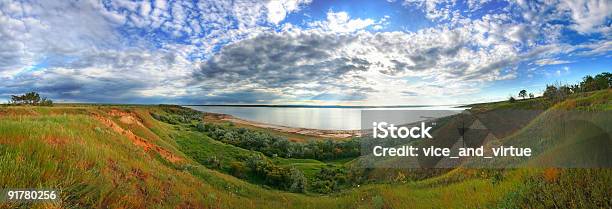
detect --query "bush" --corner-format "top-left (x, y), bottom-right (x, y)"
top-left (150, 105), bottom-right (203, 124)
top-left (310, 167), bottom-right (347, 193)
top-left (289, 167), bottom-right (307, 193)
top-left (243, 154), bottom-right (306, 192)
top-left (150, 107), bottom-right (203, 125)
top-left (195, 122), bottom-right (206, 132)
top-left (311, 180), bottom-right (334, 194)
top-left (200, 123), bottom-right (360, 161)
top-left (229, 162), bottom-right (248, 178)
top-left (543, 85), bottom-right (558, 101)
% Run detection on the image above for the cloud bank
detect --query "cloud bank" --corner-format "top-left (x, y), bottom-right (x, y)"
top-left (0, 0), bottom-right (610, 104)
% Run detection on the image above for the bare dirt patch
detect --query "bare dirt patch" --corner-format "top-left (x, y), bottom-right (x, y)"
top-left (108, 109), bottom-right (145, 127)
top-left (92, 113), bottom-right (183, 163)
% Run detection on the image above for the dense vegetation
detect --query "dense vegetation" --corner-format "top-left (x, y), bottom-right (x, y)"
top-left (509, 72), bottom-right (611, 103)
top-left (150, 78), bottom-right (611, 195)
top-left (147, 105), bottom-right (362, 194)
top-left (199, 123), bottom-right (360, 161)
top-left (241, 154), bottom-right (308, 192)
top-left (150, 104), bottom-right (202, 124)
top-left (543, 72), bottom-right (611, 102)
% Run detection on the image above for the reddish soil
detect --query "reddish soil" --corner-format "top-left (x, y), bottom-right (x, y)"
top-left (108, 109), bottom-right (145, 127)
top-left (91, 112), bottom-right (183, 163)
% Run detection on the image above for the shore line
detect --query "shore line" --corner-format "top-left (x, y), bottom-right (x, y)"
top-left (202, 112), bottom-right (361, 139)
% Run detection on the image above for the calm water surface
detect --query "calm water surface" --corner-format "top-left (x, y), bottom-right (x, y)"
top-left (187, 106), bottom-right (465, 130)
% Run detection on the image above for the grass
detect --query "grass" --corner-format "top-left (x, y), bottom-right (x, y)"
top-left (0, 90), bottom-right (611, 208)
top-left (0, 114), bottom-right (209, 208)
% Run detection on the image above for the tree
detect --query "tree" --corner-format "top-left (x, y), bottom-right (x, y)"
top-left (40, 97), bottom-right (53, 106)
top-left (543, 85), bottom-right (558, 101)
top-left (573, 72), bottom-right (611, 93)
top-left (593, 72), bottom-right (611, 90)
top-left (529, 93), bottom-right (534, 99)
top-left (559, 85), bottom-right (571, 96)
top-left (10, 91), bottom-right (52, 106)
top-left (580, 75), bottom-right (597, 92)
top-left (569, 84), bottom-right (581, 94)
top-left (519, 90), bottom-right (527, 99)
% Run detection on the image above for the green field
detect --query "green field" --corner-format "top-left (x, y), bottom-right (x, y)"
top-left (0, 90), bottom-right (611, 208)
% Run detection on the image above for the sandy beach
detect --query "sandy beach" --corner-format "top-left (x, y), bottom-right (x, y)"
top-left (203, 112), bottom-right (361, 139)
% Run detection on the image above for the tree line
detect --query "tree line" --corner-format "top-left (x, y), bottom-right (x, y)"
top-left (543, 72), bottom-right (611, 102)
top-left (198, 122), bottom-right (360, 161)
top-left (150, 107), bottom-right (364, 193)
top-left (9, 91), bottom-right (53, 106)
top-left (195, 122), bottom-right (362, 193)
top-left (509, 72), bottom-right (611, 102)
top-left (150, 105), bottom-right (202, 124)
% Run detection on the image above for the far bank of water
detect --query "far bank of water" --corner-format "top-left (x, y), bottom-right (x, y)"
top-left (186, 106), bottom-right (465, 130)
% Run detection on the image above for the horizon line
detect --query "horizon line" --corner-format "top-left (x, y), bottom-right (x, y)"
top-left (182, 104), bottom-right (471, 108)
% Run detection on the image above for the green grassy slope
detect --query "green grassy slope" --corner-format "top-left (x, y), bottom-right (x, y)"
top-left (0, 90), bottom-right (610, 208)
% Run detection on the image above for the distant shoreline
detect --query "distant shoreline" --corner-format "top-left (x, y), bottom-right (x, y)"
top-left (186, 105), bottom-right (468, 134)
top-left (184, 104), bottom-right (464, 108)
top-left (201, 112), bottom-right (361, 139)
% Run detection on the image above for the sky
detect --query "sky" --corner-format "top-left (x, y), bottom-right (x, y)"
top-left (0, 0), bottom-right (610, 105)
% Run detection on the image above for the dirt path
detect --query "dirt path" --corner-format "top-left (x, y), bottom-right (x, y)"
top-left (91, 112), bottom-right (183, 163)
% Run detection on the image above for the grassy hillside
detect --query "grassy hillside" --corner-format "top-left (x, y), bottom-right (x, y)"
top-left (0, 90), bottom-right (610, 208)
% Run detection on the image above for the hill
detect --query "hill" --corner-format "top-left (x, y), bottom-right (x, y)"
top-left (0, 90), bottom-right (610, 208)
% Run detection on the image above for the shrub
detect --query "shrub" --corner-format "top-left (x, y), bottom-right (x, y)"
top-left (310, 167), bottom-right (347, 193)
top-left (151, 105), bottom-right (203, 124)
top-left (200, 123), bottom-right (360, 161)
top-left (243, 154), bottom-right (304, 191)
top-left (195, 122), bottom-right (206, 132)
top-left (288, 167), bottom-right (307, 193)
top-left (228, 161), bottom-right (248, 178)
top-left (150, 107), bottom-right (203, 125)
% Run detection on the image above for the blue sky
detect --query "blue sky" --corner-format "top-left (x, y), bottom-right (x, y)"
top-left (0, 0), bottom-right (610, 105)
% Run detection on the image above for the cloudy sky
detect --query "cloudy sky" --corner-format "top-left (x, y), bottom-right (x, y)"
top-left (0, 0), bottom-right (610, 105)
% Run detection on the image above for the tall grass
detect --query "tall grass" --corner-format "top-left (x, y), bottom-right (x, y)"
top-left (0, 94), bottom-right (610, 209)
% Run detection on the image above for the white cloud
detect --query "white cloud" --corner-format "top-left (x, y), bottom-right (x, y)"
top-left (534, 58), bottom-right (572, 66)
top-left (558, 0), bottom-right (611, 34)
top-left (266, 0), bottom-right (311, 24)
top-left (193, 22), bottom-right (529, 104)
top-left (403, 0), bottom-right (457, 21)
top-left (309, 10), bottom-right (377, 33)
top-left (0, 0), bottom-right (610, 104)
top-left (0, 1), bottom-right (122, 77)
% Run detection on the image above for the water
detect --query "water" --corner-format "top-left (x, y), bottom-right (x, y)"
top-left (187, 106), bottom-right (466, 130)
